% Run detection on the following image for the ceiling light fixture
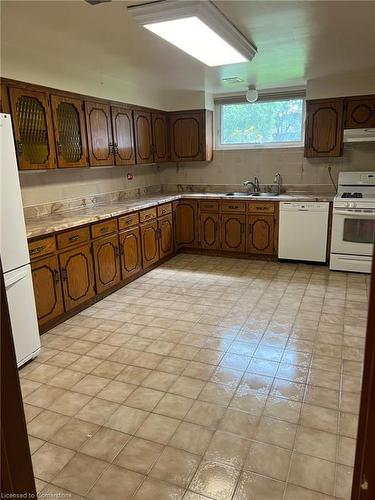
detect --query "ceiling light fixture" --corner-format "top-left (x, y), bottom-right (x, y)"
top-left (246, 85), bottom-right (258, 103)
top-left (127, 1), bottom-right (257, 67)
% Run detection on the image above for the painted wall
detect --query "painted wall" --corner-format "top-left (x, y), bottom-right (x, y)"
top-left (306, 70), bottom-right (375, 99)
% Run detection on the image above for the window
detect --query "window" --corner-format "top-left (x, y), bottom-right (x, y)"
top-left (216, 96), bottom-right (305, 149)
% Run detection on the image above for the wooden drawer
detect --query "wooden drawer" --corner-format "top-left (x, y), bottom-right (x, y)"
top-left (57, 226), bottom-right (90, 249)
top-left (91, 219), bottom-right (118, 239)
top-left (200, 200), bottom-right (219, 212)
top-left (248, 202), bottom-right (275, 214)
top-left (29, 236), bottom-right (56, 260)
top-left (118, 212), bottom-right (140, 230)
top-left (140, 207), bottom-right (157, 223)
top-left (157, 203), bottom-right (172, 217)
top-left (221, 200), bottom-right (246, 213)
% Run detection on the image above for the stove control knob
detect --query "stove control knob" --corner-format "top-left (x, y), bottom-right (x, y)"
top-left (348, 202), bottom-right (356, 208)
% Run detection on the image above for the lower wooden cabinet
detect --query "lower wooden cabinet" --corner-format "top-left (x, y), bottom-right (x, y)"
top-left (141, 221), bottom-right (159, 269)
top-left (221, 214), bottom-right (246, 252)
top-left (200, 213), bottom-right (219, 250)
top-left (31, 255), bottom-right (64, 325)
top-left (248, 215), bottom-right (275, 255)
top-left (92, 234), bottom-right (121, 294)
top-left (119, 226), bottom-right (142, 279)
top-left (59, 244), bottom-right (95, 311)
top-left (174, 200), bottom-right (198, 248)
top-left (158, 214), bottom-right (174, 258)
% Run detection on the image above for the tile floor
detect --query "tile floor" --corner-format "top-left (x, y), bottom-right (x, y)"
top-left (19, 254), bottom-right (369, 500)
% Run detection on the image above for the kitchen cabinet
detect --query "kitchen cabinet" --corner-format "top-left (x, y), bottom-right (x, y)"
top-left (119, 226), bottom-right (142, 279)
top-left (134, 110), bottom-right (154, 164)
top-left (31, 255), bottom-right (64, 325)
top-left (9, 87), bottom-right (56, 170)
top-left (174, 200), bottom-right (198, 248)
top-left (304, 99), bottom-right (344, 158)
top-left (152, 112), bottom-right (169, 162)
top-left (221, 214), bottom-right (246, 252)
top-left (200, 212), bottom-right (220, 250)
top-left (85, 101), bottom-right (114, 166)
top-left (248, 215), bottom-right (275, 255)
top-left (141, 221), bottom-right (159, 269)
top-left (92, 234), bottom-right (121, 294)
top-left (59, 244), bottom-right (95, 311)
top-left (111, 106), bottom-right (135, 165)
top-left (169, 110), bottom-right (213, 162)
top-left (158, 214), bottom-right (174, 258)
top-left (345, 97), bottom-right (375, 129)
top-left (51, 95), bottom-right (88, 168)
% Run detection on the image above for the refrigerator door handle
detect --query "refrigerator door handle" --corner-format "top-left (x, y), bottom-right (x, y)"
top-left (4, 269), bottom-right (28, 288)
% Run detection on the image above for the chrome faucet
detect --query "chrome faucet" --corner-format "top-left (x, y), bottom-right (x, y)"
top-left (243, 177), bottom-right (260, 193)
top-left (274, 173), bottom-right (282, 195)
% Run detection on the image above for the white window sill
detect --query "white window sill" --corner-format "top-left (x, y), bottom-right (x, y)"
top-left (215, 142), bottom-right (304, 151)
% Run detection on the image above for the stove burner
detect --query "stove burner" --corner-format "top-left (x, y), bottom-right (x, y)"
top-left (341, 192), bottom-right (363, 198)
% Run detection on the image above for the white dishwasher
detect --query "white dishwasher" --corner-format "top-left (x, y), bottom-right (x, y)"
top-left (278, 202), bottom-right (329, 262)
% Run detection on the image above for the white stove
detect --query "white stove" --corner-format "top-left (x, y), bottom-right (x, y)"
top-left (330, 171), bottom-right (375, 273)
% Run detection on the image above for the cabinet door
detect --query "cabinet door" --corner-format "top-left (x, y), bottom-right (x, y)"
top-left (111, 106), bottom-right (135, 165)
top-left (304, 100), bottom-right (344, 157)
top-left (9, 87), bottom-right (56, 170)
top-left (200, 213), bottom-right (219, 250)
top-left (221, 214), bottom-right (246, 252)
top-left (85, 101), bottom-right (114, 166)
top-left (174, 200), bottom-right (198, 248)
top-left (170, 112), bottom-right (203, 161)
top-left (92, 234), bottom-right (121, 294)
top-left (119, 226), bottom-right (142, 279)
top-left (141, 221), bottom-right (159, 269)
top-left (59, 244), bottom-right (95, 311)
top-left (345, 97), bottom-right (375, 129)
top-left (248, 215), bottom-right (275, 255)
top-left (152, 112), bottom-right (169, 162)
top-left (51, 95), bottom-right (88, 168)
top-left (134, 110), bottom-right (154, 164)
top-left (158, 214), bottom-right (174, 258)
top-left (31, 255), bottom-right (64, 325)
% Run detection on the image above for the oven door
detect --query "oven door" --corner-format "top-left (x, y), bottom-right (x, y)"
top-left (332, 209), bottom-right (375, 256)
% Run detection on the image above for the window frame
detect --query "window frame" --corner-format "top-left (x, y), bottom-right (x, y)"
top-left (215, 94), bottom-right (306, 150)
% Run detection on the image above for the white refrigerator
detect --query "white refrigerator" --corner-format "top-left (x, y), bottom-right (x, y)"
top-left (0, 113), bottom-right (40, 367)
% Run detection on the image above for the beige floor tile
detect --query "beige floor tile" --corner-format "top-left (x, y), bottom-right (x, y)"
top-left (23, 403), bottom-right (43, 423)
top-left (125, 386), bottom-right (164, 411)
top-left (49, 390), bottom-right (92, 417)
top-left (339, 412), bottom-right (358, 438)
top-left (71, 374), bottom-right (110, 396)
top-left (91, 360), bottom-right (124, 379)
top-left (185, 401), bottom-right (225, 428)
top-left (116, 365), bottom-right (151, 384)
top-left (263, 397), bottom-right (302, 424)
top-left (40, 484), bottom-right (85, 500)
top-left (205, 431), bottom-right (251, 469)
top-left (141, 370), bottom-right (178, 391)
top-left (255, 416), bottom-right (297, 449)
top-left (52, 453), bottom-right (108, 496)
top-left (23, 384), bottom-right (65, 409)
top-left (80, 426), bottom-right (130, 461)
top-left (337, 436), bottom-right (356, 466)
top-left (304, 386), bottom-right (339, 410)
top-left (32, 442), bottom-right (75, 482)
top-left (169, 376), bottom-right (205, 399)
top-left (27, 410), bottom-right (70, 440)
top-left (20, 379), bottom-right (42, 398)
top-left (136, 413), bottom-right (180, 444)
top-left (219, 408), bottom-right (260, 439)
top-left (335, 464), bottom-right (353, 500)
top-left (106, 405), bottom-right (148, 434)
top-left (170, 421), bottom-right (213, 455)
top-left (150, 446), bottom-right (200, 487)
top-left (28, 436), bottom-right (45, 454)
top-left (132, 477), bottom-right (185, 500)
top-left (69, 355), bottom-right (103, 374)
top-left (199, 382), bottom-right (234, 406)
top-left (190, 461), bottom-right (240, 500)
top-left (76, 397), bottom-right (119, 425)
top-left (96, 379), bottom-right (136, 403)
top-left (233, 471), bottom-right (285, 500)
top-left (49, 418), bottom-right (100, 450)
top-left (295, 426), bottom-right (337, 461)
top-left (115, 436), bottom-right (163, 474)
top-left (289, 453), bottom-right (335, 496)
top-left (48, 368), bottom-right (85, 389)
top-left (157, 357), bottom-right (190, 374)
top-left (284, 484), bottom-right (336, 499)
top-left (154, 393), bottom-right (194, 419)
top-left (244, 441), bottom-right (291, 481)
top-left (25, 363), bottom-right (63, 384)
top-left (87, 464), bottom-right (144, 500)
top-left (299, 404), bottom-right (338, 434)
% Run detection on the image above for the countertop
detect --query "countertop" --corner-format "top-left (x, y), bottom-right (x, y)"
top-left (25, 192), bottom-right (334, 239)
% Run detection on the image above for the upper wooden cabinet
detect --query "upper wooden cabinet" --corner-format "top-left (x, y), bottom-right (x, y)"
top-left (85, 101), bottom-right (115, 166)
top-left (111, 107), bottom-right (135, 165)
top-left (152, 112), bottom-right (169, 162)
top-left (345, 97), bottom-right (375, 129)
top-left (304, 99), bottom-right (344, 158)
top-left (169, 110), bottom-right (213, 162)
top-left (134, 110), bottom-right (154, 164)
top-left (9, 87), bottom-right (56, 170)
top-left (51, 95), bottom-right (88, 168)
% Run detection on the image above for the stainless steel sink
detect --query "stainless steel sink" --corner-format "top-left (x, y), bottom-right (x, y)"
top-left (249, 192), bottom-right (279, 197)
top-left (225, 192), bottom-right (252, 197)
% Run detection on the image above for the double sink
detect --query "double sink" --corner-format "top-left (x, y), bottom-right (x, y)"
top-left (225, 192), bottom-right (279, 197)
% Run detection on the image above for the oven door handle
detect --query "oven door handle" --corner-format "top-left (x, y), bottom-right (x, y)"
top-left (334, 210), bottom-right (375, 218)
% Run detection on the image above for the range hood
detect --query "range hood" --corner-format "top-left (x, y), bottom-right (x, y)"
top-left (343, 128), bottom-right (375, 142)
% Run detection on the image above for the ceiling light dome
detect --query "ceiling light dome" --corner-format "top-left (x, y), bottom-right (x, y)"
top-left (246, 86), bottom-right (258, 103)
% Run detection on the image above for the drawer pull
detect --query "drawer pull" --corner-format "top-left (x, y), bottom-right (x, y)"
top-left (68, 235), bottom-right (80, 242)
top-left (100, 227), bottom-right (109, 233)
top-left (125, 218), bottom-right (132, 224)
top-left (145, 214), bottom-right (151, 219)
top-left (61, 268), bottom-right (68, 282)
top-left (228, 205), bottom-right (238, 209)
top-left (30, 246), bottom-right (44, 255)
top-left (53, 269), bottom-right (60, 284)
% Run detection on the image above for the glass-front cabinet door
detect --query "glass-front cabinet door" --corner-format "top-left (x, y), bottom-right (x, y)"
top-left (51, 95), bottom-right (88, 168)
top-left (9, 87), bottom-right (56, 170)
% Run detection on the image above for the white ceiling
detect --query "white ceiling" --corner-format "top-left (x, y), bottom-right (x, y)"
top-left (2, 0), bottom-right (375, 96)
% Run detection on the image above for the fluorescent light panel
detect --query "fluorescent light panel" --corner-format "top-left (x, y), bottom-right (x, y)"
top-left (145, 17), bottom-right (247, 66)
top-left (128, 1), bottom-right (257, 67)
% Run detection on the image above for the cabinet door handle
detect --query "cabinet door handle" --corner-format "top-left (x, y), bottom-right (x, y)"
top-left (68, 235), bottom-right (80, 242)
top-left (30, 246), bottom-right (44, 255)
top-left (115, 245), bottom-right (121, 257)
top-left (16, 140), bottom-right (23, 156)
top-left (100, 227), bottom-right (109, 233)
top-left (119, 244), bottom-right (124, 256)
top-left (61, 268), bottom-right (68, 282)
top-left (53, 269), bottom-right (60, 284)
top-left (228, 205), bottom-right (238, 209)
top-left (109, 143), bottom-right (114, 154)
top-left (114, 143), bottom-right (119, 155)
top-left (56, 142), bottom-right (63, 155)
